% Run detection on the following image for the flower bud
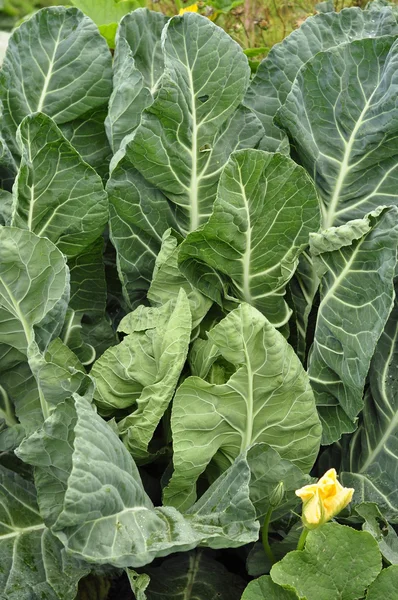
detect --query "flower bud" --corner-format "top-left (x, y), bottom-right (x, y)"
top-left (269, 481), bottom-right (285, 508)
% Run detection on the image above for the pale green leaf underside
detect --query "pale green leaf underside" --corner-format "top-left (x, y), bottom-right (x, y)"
top-left (17, 394), bottom-right (258, 567)
top-left (148, 229), bottom-right (212, 329)
top-left (164, 303), bottom-right (321, 511)
top-left (93, 289), bottom-right (192, 459)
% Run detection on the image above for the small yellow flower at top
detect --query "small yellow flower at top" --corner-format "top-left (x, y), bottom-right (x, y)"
top-left (295, 468), bottom-right (354, 530)
top-left (179, 4), bottom-right (199, 14)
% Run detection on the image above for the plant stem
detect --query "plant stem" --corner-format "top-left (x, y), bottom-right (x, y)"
top-left (297, 527), bottom-right (309, 551)
top-left (262, 507), bottom-right (275, 565)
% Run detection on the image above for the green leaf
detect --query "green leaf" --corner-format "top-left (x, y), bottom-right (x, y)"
top-left (0, 227), bottom-right (69, 355)
top-left (17, 394), bottom-right (258, 567)
top-left (164, 303), bottom-right (321, 510)
top-left (241, 575), bottom-right (298, 600)
top-left (244, 6), bottom-right (398, 152)
top-left (139, 551), bottom-right (246, 599)
top-left (248, 444), bottom-right (310, 524)
top-left (355, 503), bottom-right (398, 564)
top-left (60, 107), bottom-right (112, 180)
top-left (126, 569), bottom-right (150, 600)
top-left (341, 287), bottom-right (398, 521)
top-left (0, 465), bottom-right (89, 600)
top-left (0, 189), bottom-right (13, 225)
top-left (105, 9), bottom-right (167, 151)
top-left (148, 229), bottom-right (212, 329)
top-left (1, 362), bottom-right (42, 435)
top-left (0, 133), bottom-right (17, 191)
top-left (92, 289), bottom-right (192, 460)
top-left (270, 522), bottom-right (382, 600)
top-left (106, 37), bottom-right (152, 153)
top-left (0, 7), bottom-right (112, 152)
top-left (179, 149), bottom-right (320, 327)
top-left (124, 13), bottom-right (261, 234)
top-left (12, 113), bottom-right (108, 259)
top-left (288, 250), bottom-right (319, 363)
top-left (366, 566), bottom-right (398, 600)
top-left (117, 9), bottom-right (169, 94)
top-left (63, 237), bottom-right (117, 365)
top-left (276, 35), bottom-right (398, 228)
top-left (308, 207), bottom-right (398, 444)
top-left (107, 159), bottom-right (180, 309)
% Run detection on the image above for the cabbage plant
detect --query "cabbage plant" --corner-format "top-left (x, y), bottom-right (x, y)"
top-left (0, 2), bottom-right (398, 599)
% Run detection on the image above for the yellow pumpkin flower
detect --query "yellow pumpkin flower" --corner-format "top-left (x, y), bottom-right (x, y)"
top-left (295, 468), bottom-right (354, 530)
top-left (179, 4), bottom-right (199, 14)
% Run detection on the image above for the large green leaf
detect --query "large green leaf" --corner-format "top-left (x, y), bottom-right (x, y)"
top-left (277, 35), bottom-right (398, 228)
top-left (0, 466), bottom-right (88, 600)
top-left (11, 114), bottom-right (108, 259)
top-left (308, 207), bottom-right (398, 444)
top-left (0, 7), bottom-right (112, 152)
top-left (270, 523), bottom-right (382, 600)
top-left (16, 394), bottom-right (258, 567)
top-left (179, 149), bottom-right (320, 327)
top-left (124, 13), bottom-right (262, 234)
top-left (0, 227), bottom-right (69, 355)
top-left (92, 289), bottom-right (192, 460)
top-left (244, 5), bottom-right (398, 151)
top-left (136, 551), bottom-right (246, 600)
top-left (241, 576), bottom-right (298, 600)
top-left (341, 286), bottom-right (398, 521)
top-left (105, 9), bottom-right (167, 152)
top-left (107, 159), bottom-right (180, 309)
top-left (366, 566), bottom-right (398, 600)
top-left (164, 303), bottom-right (321, 511)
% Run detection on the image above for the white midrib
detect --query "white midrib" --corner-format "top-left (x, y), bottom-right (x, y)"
top-left (239, 171), bottom-right (253, 304)
top-left (183, 551), bottom-right (201, 600)
top-left (36, 28), bottom-right (62, 113)
top-left (27, 138), bottom-right (35, 230)
top-left (184, 42), bottom-right (199, 232)
top-left (360, 323), bottom-right (398, 473)
top-left (241, 338), bottom-right (254, 451)
top-left (0, 523), bottom-right (45, 541)
top-left (324, 90), bottom-right (377, 229)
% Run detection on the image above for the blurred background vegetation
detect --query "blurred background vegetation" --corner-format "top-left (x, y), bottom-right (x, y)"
top-left (0, 0), bottom-right (373, 55)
